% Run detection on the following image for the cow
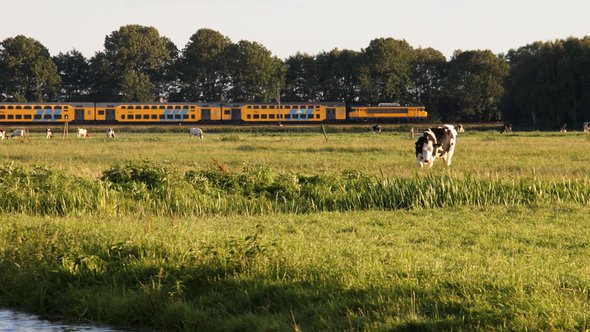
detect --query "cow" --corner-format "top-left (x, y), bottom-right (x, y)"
top-left (46, 128), bottom-right (53, 139)
top-left (11, 129), bottom-right (28, 139)
top-left (372, 124), bottom-right (382, 133)
top-left (457, 124), bottom-right (465, 133)
top-left (189, 127), bottom-right (204, 139)
top-left (584, 122), bottom-right (590, 133)
top-left (77, 128), bottom-right (89, 138)
top-left (0, 130), bottom-right (6, 140)
top-left (500, 123), bottom-right (512, 134)
top-left (415, 124), bottom-right (458, 168)
top-left (106, 128), bottom-right (116, 138)
top-left (560, 123), bottom-right (567, 133)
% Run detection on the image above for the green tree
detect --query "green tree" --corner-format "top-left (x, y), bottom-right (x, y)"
top-left (90, 25), bottom-right (174, 102)
top-left (0, 35), bottom-right (60, 101)
top-left (316, 49), bottom-right (362, 102)
top-left (409, 47), bottom-right (447, 120)
top-left (178, 29), bottom-right (232, 102)
top-left (358, 38), bottom-right (415, 104)
top-left (227, 40), bottom-right (285, 102)
top-left (53, 50), bottom-right (91, 101)
top-left (284, 52), bottom-right (320, 101)
top-left (442, 50), bottom-right (509, 122)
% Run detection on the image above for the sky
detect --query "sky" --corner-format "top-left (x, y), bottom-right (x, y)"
top-left (1, 0), bottom-right (588, 60)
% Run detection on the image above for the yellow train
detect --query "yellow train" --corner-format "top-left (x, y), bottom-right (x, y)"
top-left (0, 102), bottom-right (426, 124)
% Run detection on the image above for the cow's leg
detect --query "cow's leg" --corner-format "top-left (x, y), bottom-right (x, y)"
top-left (445, 140), bottom-right (456, 166)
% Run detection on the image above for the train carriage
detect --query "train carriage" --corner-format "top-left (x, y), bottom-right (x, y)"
top-left (348, 104), bottom-right (428, 122)
top-left (237, 102), bottom-right (346, 123)
top-left (0, 103), bottom-right (75, 123)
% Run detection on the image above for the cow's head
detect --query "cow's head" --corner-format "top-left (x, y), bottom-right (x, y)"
top-left (415, 131), bottom-right (439, 167)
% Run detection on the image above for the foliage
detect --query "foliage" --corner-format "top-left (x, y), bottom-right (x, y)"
top-left (53, 50), bottom-right (91, 101)
top-left (0, 35), bottom-right (61, 101)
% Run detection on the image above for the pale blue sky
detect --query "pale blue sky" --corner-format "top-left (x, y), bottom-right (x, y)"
top-left (2, 0), bottom-right (588, 59)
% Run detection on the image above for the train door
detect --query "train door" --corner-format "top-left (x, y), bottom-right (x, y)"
top-left (326, 108), bottom-right (336, 121)
top-left (75, 109), bottom-right (85, 123)
top-left (106, 109), bottom-right (116, 123)
top-left (231, 108), bottom-right (241, 122)
top-left (202, 108), bottom-right (211, 121)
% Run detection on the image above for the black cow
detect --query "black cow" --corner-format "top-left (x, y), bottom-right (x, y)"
top-left (415, 124), bottom-right (458, 168)
top-left (372, 124), bottom-right (382, 133)
top-left (500, 123), bottom-right (512, 134)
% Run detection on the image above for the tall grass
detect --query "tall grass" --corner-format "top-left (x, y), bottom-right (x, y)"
top-left (0, 160), bottom-right (588, 217)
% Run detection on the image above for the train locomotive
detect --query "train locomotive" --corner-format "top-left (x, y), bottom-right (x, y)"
top-left (0, 102), bottom-right (427, 124)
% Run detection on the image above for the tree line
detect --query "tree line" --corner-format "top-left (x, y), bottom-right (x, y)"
top-left (0, 25), bottom-right (589, 128)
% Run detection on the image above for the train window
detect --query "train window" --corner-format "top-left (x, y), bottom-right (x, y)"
top-left (151, 106), bottom-right (157, 110)
top-left (121, 106), bottom-right (127, 109)
top-left (247, 106), bottom-right (251, 109)
top-left (44, 106), bottom-right (52, 110)
top-left (261, 114), bottom-right (268, 119)
top-left (98, 110), bottom-right (105, 115)
top-left (34, 115), bottom-right (41, 120)
top-left (190, 106), bottom-right (195, 110)
top-left (182, 114), bottom-right (188, 119)
top-left (143, 114), bottom-right (149, 119)
top-left (7, 106), bottom-right (14, 110)
top-left (7, 114), bottom-right (13, 119)
top-left (269, 105), bottom-right (275, 109)
top-left (151, 114), bottom-right (157, 119)
top-left (54, 114), bottom-right (61, 119)
top-left (315, 114), bottom-right (320, 119)
top-left (135, 106), bottom-right (142, 110)
top-left (55, 106), bottom-right (61, 110)
top-left (159, 114), bottom-right (166, 120)
top-left (121, 115), bottom-right (126, 119)
top-left (224, 110), bottom-right (230, 115)
top-left (167, 114), bottom-right (174, 119)
top-left (24, 115), bottom-right (32, 119)
top-left (253, 106), bottom-right (259, 109)
top-left (44, 114), bottom-right (52, 119)
top-left (183, 105), bottom-right (189, 109)
top-left (16, 106), bottom-right (22, 110)
top-left (0, 115), bottom-right (4, 119)
top-left (0, 106), bottom-right (4, 109)
top-left (269, 114), bottom-right (275, 119)
top-left (261, 106), bottom-right (267, 109)
top-left (174, 114), bottom-right (181, 119)
top-left (159, 106), bottom-right (166, 110)
top-left (15, 114), bottom-right (22, 119)
top-left (190, 115), bottom-right (195, 119)
top-left (253, 114), bottom-right (260, 119)
top-left (143, 106), bottom-right (149, 110)
top-left (175, 106), bottom-right (181, 110)
top-left (246, 114), bottom-right (251, 119)
top-left (135, 114), bottom-right (142, 119)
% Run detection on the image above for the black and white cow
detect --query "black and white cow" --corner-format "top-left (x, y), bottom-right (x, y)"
top-left (372, 124), bottom-right (382, 133)
top-left (415, 124), bottom-right (457, 168)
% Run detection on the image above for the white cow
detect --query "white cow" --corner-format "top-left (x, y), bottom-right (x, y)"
top-left (189, 127), bottom-right (204, 139)
top-left (11, 129), bottom-right (28, 139)
top-left (77, 128), bottom-right (89, 138)
top-left (0, 130), bottom-right (6, 140)
top-left (457, 124), bottom-right (465, 133)
top-left (106, 128), bottom-right (116, 138)
top-left (583, 122), bottom-right (589, 133)
top-left (415, 124), bottom-right (458, 168)
top-left (46, 128), bottom-right (53, 139)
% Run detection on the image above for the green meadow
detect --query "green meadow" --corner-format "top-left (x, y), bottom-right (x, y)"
top-left (0, 128), bottom-right (589, 330)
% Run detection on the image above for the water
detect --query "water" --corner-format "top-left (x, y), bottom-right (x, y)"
top-left (0, 309), bottom-right (121, 331)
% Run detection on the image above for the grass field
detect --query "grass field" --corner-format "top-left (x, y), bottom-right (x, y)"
top-left (0, 128), bottom-right (589, 331)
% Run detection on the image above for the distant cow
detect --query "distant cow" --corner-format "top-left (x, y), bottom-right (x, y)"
top-left (0, 130), bottom-right (6, 140)
top-left (46, 128), bottom-right (53, 139)
top-left (189, 127), bottom-right (204, 139)
top-left (372, 124), bottom-right (382, 133)
top-left (584, 122), bottom-right (589, 133)
top-left (457, 124), bottom-right (465, 133)
top-left (500, 123), bottom-right (512, 134)
top-left (106, 128), bottom-right (116, 138)
top-left (77, 128), bottom-right (89, 138)
top-left (560, 123), bottom-right (567, 133)
top-left (415, 124), bottom-right (458, 168)
top-left (11, 129), bottom-right (28, 139)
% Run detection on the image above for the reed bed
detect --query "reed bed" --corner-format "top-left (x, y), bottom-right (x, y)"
top-left (0, 160), bottom-right (588, 217)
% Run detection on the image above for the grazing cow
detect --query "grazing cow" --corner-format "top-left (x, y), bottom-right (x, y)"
top-left (457, 124), bottom-right (465, 133)
top-left (11, 129), bottom-right (28, 139)
top-left (0, 130), bottom-right (6, 140)
top-left (584, 122), bottom-right (589, 133)
top-left (189, 127), bottom-right (204, 139)
top-left (560, 123), bottom-right (567, 133)
top-left (500, 123), bottom-right (512, 134)
top-left (415, 124), bottom-right (458, 168)
top-left (372, 124), bottom-right (382, 133)
top-left (106, 128), bottom-right (116, 138)
top-left (77, 128), bottom-right (89, 138)
top-left (46, 128), bottom-right (53, 139)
